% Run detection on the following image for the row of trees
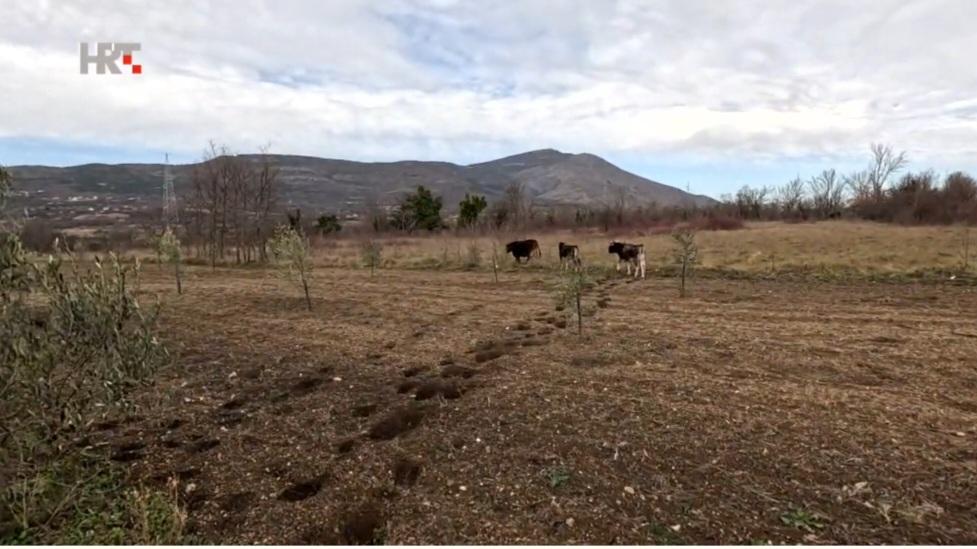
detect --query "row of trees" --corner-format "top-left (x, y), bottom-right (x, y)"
top-left (353, 144), bottom-right (975, 237)
top-left (355, 181), bottom-right (716, 235)
top-left (184, 143), bottom-right (280, 266)
top-left (721, 144), bottom-right (977, 225)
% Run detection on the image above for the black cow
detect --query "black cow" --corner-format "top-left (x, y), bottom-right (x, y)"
top-left (558, 242), bottom-right (582, 271)
top-left (506, 239), bottom-right (541, 263)
top-left (608, 241), bottom-right (645, 279)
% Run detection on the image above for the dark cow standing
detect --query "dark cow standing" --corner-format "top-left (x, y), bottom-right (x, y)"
top-left (558, 242), bottom-right (582, 271)
top-left (608, 241), bottom-right (646, 279)
top-left (506, 239), bottom-right (542, 263)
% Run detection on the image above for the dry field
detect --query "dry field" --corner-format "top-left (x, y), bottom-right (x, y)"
top-left (90, 229), bottom-right (977, 544)
top-left (309, 221), bottom-right (975, 279)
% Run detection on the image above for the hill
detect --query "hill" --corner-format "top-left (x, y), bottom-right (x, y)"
top-left (5, 149), bottom-right (714, 225)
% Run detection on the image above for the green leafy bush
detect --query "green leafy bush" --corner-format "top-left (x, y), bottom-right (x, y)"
top-left (1, 165), bottom-right (174, 542)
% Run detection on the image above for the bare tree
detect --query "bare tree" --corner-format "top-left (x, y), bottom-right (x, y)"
top-left (363, 191), bottom-right (388, 233)
top-left (611, 182), bottom-right (629, 227)
top-left (777, 177), bottom-right (807, 218)
top-left (186, 142), bottom-right (279, 266)
top-left (868, 143), bottom-right (908, 200)
top-left (809, 169), bottom-right (845, 218)
top-left (735, 185), bottom-right (769, 219)
top-left (501, 182), bottom-right (529, 229)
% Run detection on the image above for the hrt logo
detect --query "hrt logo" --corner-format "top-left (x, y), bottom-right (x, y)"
top-left (80, 42), bottom-right (142, 74)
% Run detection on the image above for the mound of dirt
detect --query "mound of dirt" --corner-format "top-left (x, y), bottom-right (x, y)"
top-left (367, 407), bottom-right (425, 441)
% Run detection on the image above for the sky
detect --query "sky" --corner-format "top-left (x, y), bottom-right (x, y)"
top-left (1, 0), bottom-right (976, 198)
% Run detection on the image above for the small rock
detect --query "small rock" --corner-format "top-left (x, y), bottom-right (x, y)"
top-left (623, 486), bottom-right (635, 495)
top-left (566, 518), bottom-right (575, 527)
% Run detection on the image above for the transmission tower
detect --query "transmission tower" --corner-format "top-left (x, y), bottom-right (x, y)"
top-left (162, 153), bottom-right (179, 229)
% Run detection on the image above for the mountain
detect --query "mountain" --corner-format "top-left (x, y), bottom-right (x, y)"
top-left (5, 149), bottom-right (714, 226)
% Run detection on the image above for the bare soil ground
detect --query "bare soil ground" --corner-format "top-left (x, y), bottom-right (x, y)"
top-left (96, 264), bottom-right (977, 544)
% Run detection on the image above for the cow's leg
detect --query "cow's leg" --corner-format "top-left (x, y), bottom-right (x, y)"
top-left (639, 253), bottom-right (646, 279)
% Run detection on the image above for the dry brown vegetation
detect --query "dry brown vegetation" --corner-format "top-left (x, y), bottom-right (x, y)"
top-left (306, 221), bottom-right (975, 280)
top-left (81, 219), bottom-right (977, 544)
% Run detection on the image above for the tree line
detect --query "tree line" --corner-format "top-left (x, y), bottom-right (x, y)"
top-left (717, 144), bottom-right (977, 225)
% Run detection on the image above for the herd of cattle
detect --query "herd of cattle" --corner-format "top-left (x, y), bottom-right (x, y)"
top-left (504, 239), bottom-right (646, 279)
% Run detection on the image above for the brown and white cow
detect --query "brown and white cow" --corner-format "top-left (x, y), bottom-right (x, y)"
top-left (608, 241), bottom-right (645, 279)
top-left (558, 242), bottom-right (582, 271)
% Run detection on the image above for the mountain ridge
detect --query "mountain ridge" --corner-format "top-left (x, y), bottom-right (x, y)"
top-left (5, 149), bottom-right (715, 219)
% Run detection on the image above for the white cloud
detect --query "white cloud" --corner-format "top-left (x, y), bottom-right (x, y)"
top-left (1, 0), bottom-right (975, 175)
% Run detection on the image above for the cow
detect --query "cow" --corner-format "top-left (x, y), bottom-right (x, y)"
top-left (608, 241), bottom-right (646, 279)
top-left (506, 239), bottom-right (542, 263)
top-left (558, 242), bottom-right (582, 271)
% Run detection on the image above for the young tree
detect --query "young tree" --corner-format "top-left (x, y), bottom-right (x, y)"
top-left (672, 228), bottom-right (699, 298)
top-left (156, 227), bottom-right (183, 294)
top-left (458, 193), bottom-right (488, 228)
top-left (360, 239), bottom-right (382, 277)
top-left (555, 268), bottom-right (591, 335)
top-left (268, 224), bottom-right (313, 310)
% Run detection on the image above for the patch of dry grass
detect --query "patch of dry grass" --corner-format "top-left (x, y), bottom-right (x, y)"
top-left (306, 221), bottom-right (975, 279)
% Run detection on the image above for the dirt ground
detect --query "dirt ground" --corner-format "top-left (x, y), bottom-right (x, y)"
top-left (96, 264), bottom-right (977, 544)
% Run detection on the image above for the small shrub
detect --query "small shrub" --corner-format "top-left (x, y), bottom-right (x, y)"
top-left (1, 249), bottom-right (168, 542)
top-left (691, 214), bottom-right (744, 231)
top-left (546, 467), bottom-right (570, 488)
top-left (315, 214), bottom-right (342, 235)
top-left (18, 218), bottom-right (59, 252)
top-left (780, 508), bottom-right (825, 532)
top-left (464, 241), bottom-right (481, 269)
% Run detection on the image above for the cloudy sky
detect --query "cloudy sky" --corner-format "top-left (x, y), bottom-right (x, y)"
top-left (1, 0), bottom-right (975, 197)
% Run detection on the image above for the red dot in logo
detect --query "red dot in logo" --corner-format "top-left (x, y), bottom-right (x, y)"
top-left (123, 54), bottom-right (132, 65)
top-left (132, 64), bottom-right (142, 74)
